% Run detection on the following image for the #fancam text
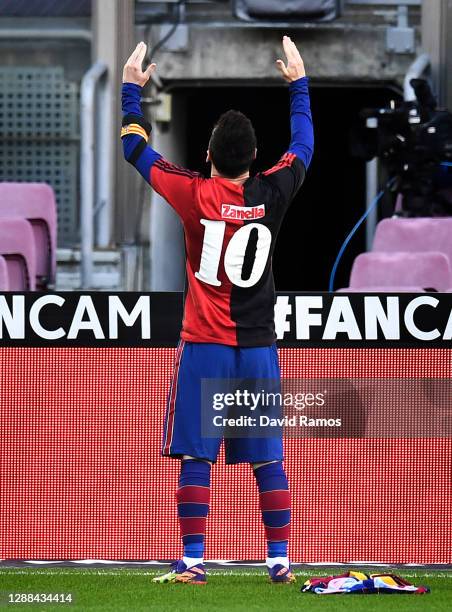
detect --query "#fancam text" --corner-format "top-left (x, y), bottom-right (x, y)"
top-left (275, 295), bottom-right (452, 341)
top-left (0, 295), bottom-right (151, 340)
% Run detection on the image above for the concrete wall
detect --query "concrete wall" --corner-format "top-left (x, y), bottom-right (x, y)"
top-left (149, 25), bottom-right (420, 87)
top-left (422, 0), bottom-right (452, 109)
top-left (140, 1), bottom-right (422, 88)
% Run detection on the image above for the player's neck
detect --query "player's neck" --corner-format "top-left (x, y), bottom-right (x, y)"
top-left (211, 169), bottom-right (250, 185)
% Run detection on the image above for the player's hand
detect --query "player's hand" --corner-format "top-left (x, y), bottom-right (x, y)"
top-left (276, 36), bottom-right (306, 83)
top-left (123, 42), bottom-right (156, 86)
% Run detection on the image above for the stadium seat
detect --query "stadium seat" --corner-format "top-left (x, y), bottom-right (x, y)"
top-left (0, 218), bottom-right (36, 290)
top-left (337, 286), bottom-right (427, 293)
top-left (373, 217), bottom-right (452, 269)
top-left (348, 252), bottom-right (452, 292)
top-left (0, 183), bottom-right (57, 289)
top-left (0, 255), bottom-right (9, 290)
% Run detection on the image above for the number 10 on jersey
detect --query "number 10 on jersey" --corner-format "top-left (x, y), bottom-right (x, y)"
top-left (195, 219), bottom-right (272, 288)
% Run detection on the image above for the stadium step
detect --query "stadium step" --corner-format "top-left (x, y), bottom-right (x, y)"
top-left (56, 248), bottom-right (122, 291)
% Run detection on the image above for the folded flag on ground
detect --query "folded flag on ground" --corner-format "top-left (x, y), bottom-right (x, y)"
top-left (302, 571), bottom-right (430, 595)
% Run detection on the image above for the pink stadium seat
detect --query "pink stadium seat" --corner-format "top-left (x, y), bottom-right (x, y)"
top-left (0, 183), bottom-right (57, 288)
top-left (0, 218), bottom-right (36, 290)
top-left (373, 218), bottom-right (452, 269)
top-left (349, 252), bottom-right (452, 292)
top-left (0, 255), bottom-right (9, 290)
top-left (337, 286), bottom-right (427, 293)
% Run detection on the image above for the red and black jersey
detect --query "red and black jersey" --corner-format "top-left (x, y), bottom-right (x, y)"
top-left (150, 154), bottom-right (305, 346)
top-left (121, 78), bottom-right (313, 347)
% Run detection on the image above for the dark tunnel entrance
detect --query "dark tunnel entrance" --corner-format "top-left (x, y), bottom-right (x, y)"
top-left (177, 84), bottom-right (400, 291)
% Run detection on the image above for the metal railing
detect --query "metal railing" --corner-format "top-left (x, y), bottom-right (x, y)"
top-left (80, 62), bottom-right (112, 289)
top-left (346, 1), bottom-right (420, 5)
top-left (0, 19), bottom-right (92, 41)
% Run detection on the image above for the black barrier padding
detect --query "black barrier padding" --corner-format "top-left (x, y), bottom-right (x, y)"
top-left (0, 292), bottom-right (451, 348)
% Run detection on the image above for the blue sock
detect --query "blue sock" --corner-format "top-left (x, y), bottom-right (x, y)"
top-left (176, 459), bottom-right (211, 562)
top-left (268, 541), bottom-right (288, 558)
top-left (254, 462), bottom-right (290, 561)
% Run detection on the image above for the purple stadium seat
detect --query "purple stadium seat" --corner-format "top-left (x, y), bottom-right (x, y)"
top-left (349, 252), bottom-right (452, 292)
top-left (0, 255), bottom-right (9, 290)
top-left (373, 218), bottom-right (452, 270)
top-left (0, 183), bottom-right (57, 288)
top-left (337, 286), bottom-right (427, 293)
top-left (0, 218), bottom-right (36, 290)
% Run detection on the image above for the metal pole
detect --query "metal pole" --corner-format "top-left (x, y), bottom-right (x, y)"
top-left (95, 77), bottom-right (112, 248)
top-left (93, 0), bottom-right (136, 249)
top-left (403, 52), bottom-right (431, 101)
top-left (365, 116), bottom-right (378, 251)
top-left (80, 61), bottom-right (108, 289)
top-left (365, 157), bottom-right (378, 251)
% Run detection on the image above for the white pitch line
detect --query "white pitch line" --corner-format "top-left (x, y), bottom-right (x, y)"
top-left (0, 569), bottom-right (451, 579)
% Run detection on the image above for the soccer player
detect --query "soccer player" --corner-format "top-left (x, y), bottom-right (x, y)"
top-left (121, 36), bottom-right (313, 585)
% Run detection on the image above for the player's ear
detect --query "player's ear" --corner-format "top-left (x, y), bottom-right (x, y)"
top-left (254, 148), bottom-right (257, 160)
top-left (206, 149), bottom-right (211, 163)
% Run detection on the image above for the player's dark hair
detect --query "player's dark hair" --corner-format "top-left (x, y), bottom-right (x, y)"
top-left (209, 110), bottom-right (257, 178)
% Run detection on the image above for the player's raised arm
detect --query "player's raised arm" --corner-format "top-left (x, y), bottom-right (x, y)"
top-left (276, 36), bottom-right (314, 170)
top-left (121, 42), bottom-right (199, 219)
top-left (263, 37), bottom-right (314, 201)
top-left (121, 43), bottom-right (160, 178)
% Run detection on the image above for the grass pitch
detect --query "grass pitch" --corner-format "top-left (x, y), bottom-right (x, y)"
top-left (0, 567), bottom-right (451, 612)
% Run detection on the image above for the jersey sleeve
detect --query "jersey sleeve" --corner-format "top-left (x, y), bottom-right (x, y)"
top-left (150, 159), bottom-right (200, 219)
top-left (121, 82), bottom-right (199, 220)
top-left (261, 76), bottom-right (314, 203)
top-left (261, 153), bottom-right (306, 204)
